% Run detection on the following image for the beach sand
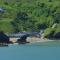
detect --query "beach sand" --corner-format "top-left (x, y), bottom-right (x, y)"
top-left (26, 37), bottom-right (54, 43)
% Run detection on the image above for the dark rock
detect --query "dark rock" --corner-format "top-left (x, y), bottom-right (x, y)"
top-left (45, 31), bottom-right (60, 40)
top-left (0, 32), bottom-right (9, 43)
top-left (38, 24), bottom-right (47, 30)
top-left (17, 34), bottom-right (29, 44)
top-left (54, 32), bottom-right (60, 39)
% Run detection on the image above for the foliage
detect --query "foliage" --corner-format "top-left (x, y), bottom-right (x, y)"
top-left (0, 0), bottom-right (60, 34)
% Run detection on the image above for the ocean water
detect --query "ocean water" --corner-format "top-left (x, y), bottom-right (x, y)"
top-left (0, 41), bottom-right (60, 60)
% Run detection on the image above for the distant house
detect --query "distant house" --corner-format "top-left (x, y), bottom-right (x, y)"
top-left (0, 32), bottom-right (9, 43)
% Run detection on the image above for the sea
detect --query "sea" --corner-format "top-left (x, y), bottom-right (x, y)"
top-left (0, 41), bottom-right (60, 60)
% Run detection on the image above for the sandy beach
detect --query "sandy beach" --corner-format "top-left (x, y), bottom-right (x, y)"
top-left (9, 37), bottom-right (60, 44)
top-left (26, 37), bottom-right (54, 43)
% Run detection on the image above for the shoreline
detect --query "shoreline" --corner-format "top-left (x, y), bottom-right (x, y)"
top-left (10, 37), bottom-right (60, 44)
top-left (26, 37), bottom-right (56, 43)
top-left (0, 37), bottom-right (60, 46)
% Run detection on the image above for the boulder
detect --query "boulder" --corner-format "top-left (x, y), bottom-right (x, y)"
top-left (54, 32), bottom-right (60, 39)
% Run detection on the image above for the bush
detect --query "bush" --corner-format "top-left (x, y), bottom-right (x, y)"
top-left (44, 28), bottom-right (55, 38)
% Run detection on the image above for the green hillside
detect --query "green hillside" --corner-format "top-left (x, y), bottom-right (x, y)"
top-left (0, 0), bottom-right (60, 37)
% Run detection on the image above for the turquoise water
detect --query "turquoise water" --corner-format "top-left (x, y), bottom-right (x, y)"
top-left (0, 41), bottom-right (60, 60)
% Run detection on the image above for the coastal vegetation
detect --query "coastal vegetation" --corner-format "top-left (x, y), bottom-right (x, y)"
top-left (0, 0), bottom-right (60, 39)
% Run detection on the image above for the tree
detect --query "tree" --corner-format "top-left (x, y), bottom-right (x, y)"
top-left (54, 13), bottom-right (60, 23)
